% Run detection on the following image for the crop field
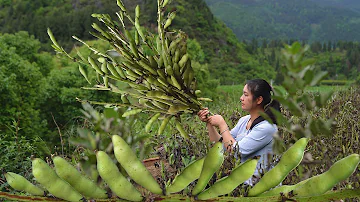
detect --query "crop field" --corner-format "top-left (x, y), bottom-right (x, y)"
top-left (153, 84), bottom-right (360, 197)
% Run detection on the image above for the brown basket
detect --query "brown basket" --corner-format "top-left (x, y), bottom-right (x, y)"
top-left (143, 157), bottom-right (168, 179)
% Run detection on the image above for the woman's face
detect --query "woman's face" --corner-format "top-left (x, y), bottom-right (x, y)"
top-left (240, 84), bottom-right (254, 112)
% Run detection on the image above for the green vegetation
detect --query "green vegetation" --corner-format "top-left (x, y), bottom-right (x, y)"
top-left (0, 0), bottom-right (359, 200)
top-left (0, 0), bottom-right (276, 85)
top-left (2, 0), bottom-right (360, 85)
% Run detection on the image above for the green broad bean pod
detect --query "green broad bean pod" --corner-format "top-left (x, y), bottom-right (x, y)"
top-left (32, 158), bottom-right (83, 202)
top-left (112, 135), bottom-right (163, 195)
top-left (292, 153), bottom-right (360, 197)
top-left (116, 0), bottom-right (126, 11)
top-left (197, 158), bottom-right (259, 200)
top-left (258, 178), bottom-right (309, 197)
top-left (52, 156), bottom-right (108, 199)
top-left (121, 94), bottom-right (130, 104)
top-left (96, 151), bottom-right (143, 201)
top-left (170, 75), bottom-right (182, 90)
top-left (106, 62), bottom-right (122, 79)
top-left (162, 0), bottom-right (170, 7)
top-left (47, 28), bottom-right (60, 49)
top-left (166, 158), bottom-right (205, 194)
top-left (178, 54), bottom-right (188, 68)
top-left (192, 141), bottom-right (224, 196)
top-left (145, 113), bottom-right (161, 133)
top-left (88, 56), bottom-right (104, 76)
top-left (168, 104), bottom-right (189, 114)
top-left (78, 65), bottom-right (91, 84)
top-left (124, 29), bottom-right (139, 59)
top-left (5, 172), bottom-right (45, 196)
top-left (248, 138), bottom-right (309, 197)
top-left (174, 119), bottom-right (189, 139)
top-left (158, 115), bottom-right (172, 135)
top-left (164, 18), bottom-right (172, 29)
top-left (122, 109), bottom-right (142, 117)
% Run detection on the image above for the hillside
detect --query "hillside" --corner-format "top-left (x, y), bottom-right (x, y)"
top-left (0, 0), bottom-right (274, 85)
top-left (0, 0), bottom-right (244, 62)
top-left (310, 0), bottom-right (360, 11)
top-left (205, 0), bottom-right (360, 42)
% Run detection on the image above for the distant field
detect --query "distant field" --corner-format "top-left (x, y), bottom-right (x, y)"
top-left (217, 84), bottom-right (350, 96)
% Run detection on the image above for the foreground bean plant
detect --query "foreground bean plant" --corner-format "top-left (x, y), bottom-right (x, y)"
top-left (2, 135), bottom-right (359, 201)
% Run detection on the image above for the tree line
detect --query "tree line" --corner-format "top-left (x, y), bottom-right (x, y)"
top-left (205, 0), bottom-right (360, 42)
top-left (244, 38), bottom-right (360, 84)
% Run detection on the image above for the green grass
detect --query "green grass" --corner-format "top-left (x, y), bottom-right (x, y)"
top-left (305, 84), bottom-right (349, 93)
top-left (217, 84), bottom-right (350, 95)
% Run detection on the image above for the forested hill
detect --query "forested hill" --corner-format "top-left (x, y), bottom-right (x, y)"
top-left (205, 0), bottom-right (360, 42)
top-left (310, 0), bottom-right (360, 11)
top-left (0, 0), bottom-right (248, 63)
top-left (0, 0), bottom-right (274, 84)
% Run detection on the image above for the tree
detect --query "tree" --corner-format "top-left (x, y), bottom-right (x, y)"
top-left (327, 40), bottom-right (332, 52)
top-left (0, 32), bottom-right (49, 140)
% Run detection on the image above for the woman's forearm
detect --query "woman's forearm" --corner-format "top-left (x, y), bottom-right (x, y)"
top-left (206, 122), bottom-right (221, 142)
top-left (206, 122), bottom-right (236, 152)
top-left (220, 129), bottom-right (235, 151)
top-left (218, 123), bottom-right (236, 151)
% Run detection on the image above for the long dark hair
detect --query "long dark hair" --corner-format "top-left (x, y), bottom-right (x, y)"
top-left (246, 79), bottom-right (280, 124)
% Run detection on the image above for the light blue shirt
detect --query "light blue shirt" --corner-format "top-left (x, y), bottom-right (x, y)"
top-left (230, 115), bottom-right (278, 178)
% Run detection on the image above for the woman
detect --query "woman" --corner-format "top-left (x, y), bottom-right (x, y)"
top-left (197, 79), bottom-right (280, 185)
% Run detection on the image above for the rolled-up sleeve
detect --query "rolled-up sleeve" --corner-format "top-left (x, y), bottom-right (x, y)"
top-left (230, 116), bottom-right (248, 139)
top-left (234, 123), bottom-right (276, 158)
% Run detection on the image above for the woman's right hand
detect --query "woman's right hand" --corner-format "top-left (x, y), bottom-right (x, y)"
top-left (197, 108), bottom-right (210, 122)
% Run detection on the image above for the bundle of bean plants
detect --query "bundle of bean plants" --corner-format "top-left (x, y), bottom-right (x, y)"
top-left (47, 0), bottom-right (213, 139)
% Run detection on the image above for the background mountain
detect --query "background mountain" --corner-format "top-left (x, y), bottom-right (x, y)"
top-left (1, 0), bottom-right (359, 85)
top-left (204, 0), bottom-right (360, 42)
top-left (0, 0), bottom-right (274, 85)
top-left (309, 0), bottom-right (360, 11)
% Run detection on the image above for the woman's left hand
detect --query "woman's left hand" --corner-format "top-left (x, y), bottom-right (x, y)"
top-left (207, 115), bottom-right (226, 128)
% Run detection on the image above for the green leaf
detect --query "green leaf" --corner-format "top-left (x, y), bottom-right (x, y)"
top-left (81, 102), bottom-right (100, 120)
top-left (309, 118), bottom-right (320, 136)
top-left (273, 86), bottom-right (286, 98)
top-left (272, 133), bottom-right (286, 154)
top-left (291, 124), bottom-right (307, 139)
top-left (302, 67), bottom-right (314, 86)
top-left (89, 31), bottom-right (109, 41)
top-left (69, 137), bottom-right (92, 148)
top-left (282, 77), bottom-right (298, 96)
top-left (310, 71), bottom-right (328, 86)
top-left (290, 41), bottom-right (301, 54)
top-left (270, 108), bottom-right (290, 128)
top-left (273, 95), bottom-right (290, 107)
top-left (77, 128), bottom-right (92, 139)
top-left (320, 90), bottom-right (334, 106)
top-left (286, 99), bottom-right (303, 117)
top-left (104, 107), bottom-right (119, 119)
top-left (301, 94), bottom-right (315, 111)
top-left (315, 90), bottom-right (334, 107)
top-left (300, 58), bottom-right (316, 68)
top-left (259, 112), bottom-right (273, 124)
top-left (133, 134), bottom-right (151, 144)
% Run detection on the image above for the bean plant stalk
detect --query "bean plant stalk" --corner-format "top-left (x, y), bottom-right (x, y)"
top-left (47, 0), bottom-right (212, 138)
